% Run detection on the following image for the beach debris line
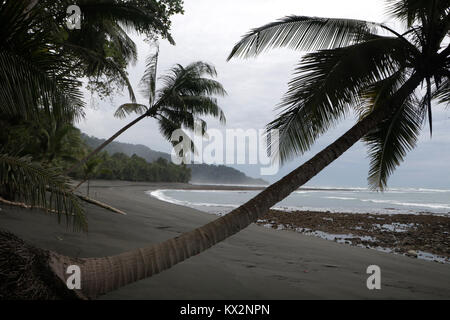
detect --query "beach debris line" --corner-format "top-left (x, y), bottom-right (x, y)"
top-left (0, 194), bottom-right (127, 217)
top-left (256, 210), bottom-right (450, 263)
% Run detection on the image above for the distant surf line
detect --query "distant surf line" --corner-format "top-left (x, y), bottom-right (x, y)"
top-left (148, 188), bottom-right (450, 216)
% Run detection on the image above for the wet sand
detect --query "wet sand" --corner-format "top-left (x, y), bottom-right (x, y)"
top-left (1, 180), bottom-right (449, 299)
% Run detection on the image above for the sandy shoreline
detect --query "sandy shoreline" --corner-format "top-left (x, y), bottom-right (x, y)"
top-left (1, 180), bottom-right (449, 299)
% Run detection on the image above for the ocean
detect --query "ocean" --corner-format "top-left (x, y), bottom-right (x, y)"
top-left (149, 186), bottom-right (450, 216)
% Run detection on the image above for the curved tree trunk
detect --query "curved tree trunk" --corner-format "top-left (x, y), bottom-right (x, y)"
top-left (43, 74), bottom-right (423, 299)
top-left (66, 109), bottom-right (380, 298)
top-left (65, 113), bottom-right (147, 175)
top-left (54, 106), bottom-right (391, 298)
top-left (73, 178), bottom-right (87, 190)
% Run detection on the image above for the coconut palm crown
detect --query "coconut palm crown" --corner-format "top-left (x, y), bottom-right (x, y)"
top-left (114, 47), bottom-right (227, 144)
top-left (66, 47), bottom-right (227, 175)
top-left (228, 0), bottom-right (450, 190)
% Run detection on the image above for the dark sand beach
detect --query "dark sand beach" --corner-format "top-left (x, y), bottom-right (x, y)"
top-left (1, 180), bottom-right (449, 299)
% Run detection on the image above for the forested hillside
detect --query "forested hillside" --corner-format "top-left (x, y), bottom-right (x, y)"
top-left (82, 134), bottom-right (267, 185)
top-left (82, 134), bottom-right (170, 162)
top-left (188, 164), bottom-right (267, 185)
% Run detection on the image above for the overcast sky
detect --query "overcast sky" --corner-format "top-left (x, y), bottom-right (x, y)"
top-left (76, 0), bottom-right (450, 188)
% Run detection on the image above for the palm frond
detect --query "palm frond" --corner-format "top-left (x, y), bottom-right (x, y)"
top-left (184, 61), bottom-right (218, 78)
top-left (62, 41), bottom-right (136, 102)
top-left (385, 0), bottom-right (450, 28)
top-left (103, 21), bottom-right (138, 65)
top-left (0, 153), bottom-right (86, 231)
top-left (78, 0), bottom-right (176, 44)
top-left (157, 108), bottom-right (207, 134)
top-left (227, 15), bottom-right (377, 60)
top-left (179, 78), bottom-right (228, 97)
top-left (432, 78), bottom-right (450, 107)
top-left (174, 96), bottom-right (226, 124)
top-left (0, 1), bottom-right (85, 122)
top-left (114, 103), bottom-right (148, 119)
top-left (360, 69), bottom-right (424, 190)
top-left (266, 36), bottom-right (411, 163)
top-left (140, 47), bottom-right (159, 106)
top-left (155, 61), bottom-right (227, 125)
top-left (0, 50), bottom-right (85, 122)
top-left (157, 115), bottom-right (197, 154)
top-left (158, 62), bottom-right (224, 95)
top-left (365, 98), bottom-right (424, 190)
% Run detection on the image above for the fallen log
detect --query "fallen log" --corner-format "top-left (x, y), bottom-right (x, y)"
top-left (75, 194), bottom-right (127, 216)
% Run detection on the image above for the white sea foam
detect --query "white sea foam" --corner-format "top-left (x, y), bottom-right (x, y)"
top-left (149, 189), bottom-right (190, 206)
top-left (326, 196), bottom-right (357, 200)
top-left (360, 198), bottom-right (450, 210)
top-left (148, 190), bottom-right (238, 213)
top-left (304, 186), bottom-right (450, 193)
top-left (190, 182), bottom-right (268, 188)
top-left (148, 187), bottom-right (450, 217)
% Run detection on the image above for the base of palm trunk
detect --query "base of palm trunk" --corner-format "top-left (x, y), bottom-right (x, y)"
top-left (0, 230), bottom-right (81, 300)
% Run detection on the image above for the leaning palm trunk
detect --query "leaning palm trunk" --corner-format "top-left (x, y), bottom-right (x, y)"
top-left (65, 60), bottom-right (227, 177)
top-left (73, 179), bottom-right (88, 190)
top-left (65, 114), bottom-right (147, 175)
top-left (54, 104), bottom-right (387, 299)
top-left (5, 74), bottom-right (422, 299)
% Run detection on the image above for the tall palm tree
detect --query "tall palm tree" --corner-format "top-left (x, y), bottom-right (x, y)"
top-left (65, 49), bottom-right (227, 175)
top-left (2, 0), bottom-right (449, 299)
top-left (228, 0), bottom-right (449, 190)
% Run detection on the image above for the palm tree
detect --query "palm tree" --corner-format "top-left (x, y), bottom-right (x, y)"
top-left (0, 0), bottom-right (183, 227)
top-left (65, 48), bottom-right (227, 175)
top-left (0, 0), bottom-right (88, 227)
top-left (228, 1), bottom-right (449, 190)
top-left (2, 0), bottom-right (449, 299)
top-left (74, 155), bottom-right (104, 196)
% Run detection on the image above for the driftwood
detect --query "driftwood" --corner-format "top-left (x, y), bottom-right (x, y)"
top-left (0, 197), bottom-right (32, 209)
top-left (45, 186), bottom-right (127, 216)
top-left (0, 197), bottom-right (59, 214)
top-left (0, 194), bottom-right (127, 216)
top-left (75, 194), bottom-right (127, 215)
top-left (72, 179), bottom-right (86, 191)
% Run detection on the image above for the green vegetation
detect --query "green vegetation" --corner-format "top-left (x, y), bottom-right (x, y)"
top-left (82, 134), bottom-right (267, 185)
top-left (72, 153), bottom-right (191, 184)
top-left (0, 154), bottom-right (86, 231)
top-left (1, 118), bottom-right (191, 187)
top-left (0, 0), bottom-right (184, 230)
top-left (67, 48), bottom-right (227, 175)
top-left (82, 133), bottom-right (171, 163)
